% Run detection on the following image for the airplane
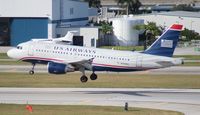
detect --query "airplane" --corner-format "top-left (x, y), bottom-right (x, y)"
top-left (7, 24), bottom-right (183, 83)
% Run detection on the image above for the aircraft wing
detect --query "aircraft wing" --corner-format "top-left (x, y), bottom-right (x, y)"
top-left (52, 58), bottom-right (94, 70)
top-left (69, 58), bottom-right (94, 70)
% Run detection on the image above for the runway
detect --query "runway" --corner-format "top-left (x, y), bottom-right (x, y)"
top-left (1, 65), bottom-right (200, 75)
top-left (0, 88), bottom-right (200, 115)
top-left (1, 65), bottom-right (200, 114)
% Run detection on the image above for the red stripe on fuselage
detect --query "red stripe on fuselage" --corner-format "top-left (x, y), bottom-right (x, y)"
top-left (92, 63), bottom-right (135, 69)
top-left (20, 57), bottom-right (64, 62)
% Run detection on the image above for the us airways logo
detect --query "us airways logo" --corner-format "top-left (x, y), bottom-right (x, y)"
top-left (54, 46), bottom-right (96, 54)
top-left (161, 40), bottom-right (173, 48)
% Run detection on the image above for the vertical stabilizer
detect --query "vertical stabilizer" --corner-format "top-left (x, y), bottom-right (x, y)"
top-left (63, 31), bottom-right (74, 41)
top-left (143, 24), bottom-right (183, 57)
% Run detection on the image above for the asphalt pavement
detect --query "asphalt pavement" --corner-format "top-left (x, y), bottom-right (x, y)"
top-left (0, 88), bottom-right (200, 115)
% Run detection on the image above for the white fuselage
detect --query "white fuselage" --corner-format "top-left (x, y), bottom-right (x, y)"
top-left (7, 41), bottom-right (182, 72)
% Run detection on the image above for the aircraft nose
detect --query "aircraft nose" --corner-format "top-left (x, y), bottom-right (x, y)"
top-left (7, 49), bottom-right (16, 59)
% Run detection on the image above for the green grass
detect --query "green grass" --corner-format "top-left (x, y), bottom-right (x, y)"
top-left (100, 46), bottom-right (144, 51)
top-left (183, 62), bottom-right (200, 66)
top-left (0, 53), bottom-right (9, 59)
top-left (0, 104), bottom-right (183, 115)
top-left (174, 55), bottom-right (200, 60)
top-left (0, 60), bottom-right (29, 65)
top-left (0, 73), bottom-right (200, 88)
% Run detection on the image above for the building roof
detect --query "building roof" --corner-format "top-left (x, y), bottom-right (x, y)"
top-left (101, 0), bottom-right (200, 6)
top-left (158, 11), bottom-right (200, 18)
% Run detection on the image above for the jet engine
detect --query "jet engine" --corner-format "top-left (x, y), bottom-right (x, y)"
top-left (47, 62), bottom-right (75, 74)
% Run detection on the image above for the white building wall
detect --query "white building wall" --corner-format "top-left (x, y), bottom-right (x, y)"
top-left (48, 24), bottom-right (58, 38)
top-left (0, 0), bottom-right (52, 18)
top-left (52, 0), bottom-right (60, 20)
top-left (58, 0), bottom-right (89, 26)
top-left (110, 17), bottom-right (144, 46)
top-left (56, 27), bottom-right (99, 47)
top-left (133, 14), bottom-right (200, 34)
top-left (51, 0), bottom-right (89, 38)
top-left (63, 1), bottom-right (88, 19)
top-left (89, 8), bottom-right (98, 17)
top-left (80, 28), bottom-right (99, 47)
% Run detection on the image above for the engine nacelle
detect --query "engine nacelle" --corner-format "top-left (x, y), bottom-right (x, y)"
top-left (47, 62), bottom-right (75, 74)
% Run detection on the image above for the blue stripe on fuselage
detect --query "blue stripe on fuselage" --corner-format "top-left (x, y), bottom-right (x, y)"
top-left (92, 66), bottom-right (144, 72)
top-left (23, 59), bottom-right (49, 64)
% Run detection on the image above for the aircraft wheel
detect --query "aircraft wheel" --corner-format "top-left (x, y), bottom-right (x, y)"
top-left (29, 70), bottom-right (34, 75)
top-left (80, 75), bottom-right (88, 83)
top-left (90, 73), bottom-right (97, 80)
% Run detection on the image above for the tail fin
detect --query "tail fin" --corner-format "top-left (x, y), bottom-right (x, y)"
top-left (55, 31), bottom-right (77, 42)
top-left (63, 31), bottom-right (76, 41)
top-left (143, 24), bottom-right (183, 57)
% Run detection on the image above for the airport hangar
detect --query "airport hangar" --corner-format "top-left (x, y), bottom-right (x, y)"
top-left (0, 0), bottom-right (99, 47)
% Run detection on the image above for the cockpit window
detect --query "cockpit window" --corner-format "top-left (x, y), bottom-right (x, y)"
top-left (17, 46), bottom-right (23, 50)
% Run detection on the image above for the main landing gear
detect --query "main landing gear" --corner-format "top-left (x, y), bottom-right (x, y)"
top-left (80, 73), bottom-right (98, 83)
top-left (80, 75), bottom-right (88, 83)
top-left (80, 69), bottom-right (98, 83)
top-left (90, 73), bottom-right (97, 80)
top-left (29, 63), bottom-right (35, 75)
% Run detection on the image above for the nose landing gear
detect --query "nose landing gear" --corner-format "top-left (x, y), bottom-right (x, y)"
top-left (29, 63), bottom-right (35, 75)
